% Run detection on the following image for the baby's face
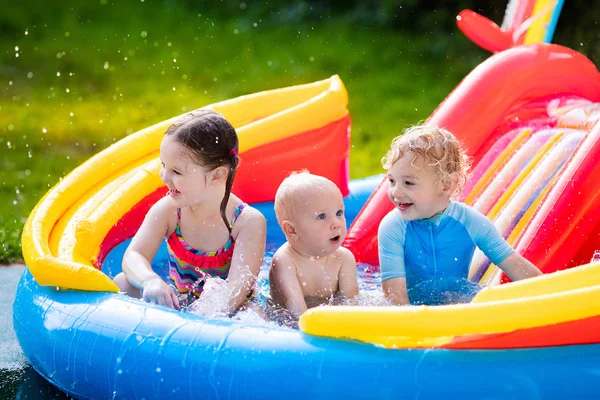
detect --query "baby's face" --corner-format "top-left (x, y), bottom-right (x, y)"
top-left (290, 184), bottom-right (347, 257)
top-left (387, 151), bottom-right (450, 220)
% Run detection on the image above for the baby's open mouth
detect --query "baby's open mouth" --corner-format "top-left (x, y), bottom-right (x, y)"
top-left (168, 188), bottom-right (180, 197)
top-left (330, 235), bottom-right (341, 242)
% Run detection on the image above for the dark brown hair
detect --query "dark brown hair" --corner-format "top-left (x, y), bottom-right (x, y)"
top-left (165, 109), bottom-right (239, 233)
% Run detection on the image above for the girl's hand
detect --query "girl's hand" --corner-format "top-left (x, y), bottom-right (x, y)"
top-left (189, 277), bottom-right (230, 316)
top-left (142, 277), bottom-right (181, 310)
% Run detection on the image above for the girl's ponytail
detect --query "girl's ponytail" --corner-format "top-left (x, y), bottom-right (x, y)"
top-left (220, 147), bottom-right (239, 233)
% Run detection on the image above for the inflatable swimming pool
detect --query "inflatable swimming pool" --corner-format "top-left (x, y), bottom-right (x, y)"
top-left (14, 2), bottom-right (600, 398)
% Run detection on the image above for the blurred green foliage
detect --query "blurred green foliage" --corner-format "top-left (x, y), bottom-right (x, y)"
top-left (0, 0), bottom-right (597, 263)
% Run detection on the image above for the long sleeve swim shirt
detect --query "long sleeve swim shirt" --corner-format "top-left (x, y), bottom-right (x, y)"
top-left (378, 201), bottom-right (514, 305)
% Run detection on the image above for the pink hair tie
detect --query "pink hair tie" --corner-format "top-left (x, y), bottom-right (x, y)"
top-left (229, 149), bottom-right (238, 158)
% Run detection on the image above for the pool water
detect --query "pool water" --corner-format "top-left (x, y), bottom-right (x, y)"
top-left (102, 240), bottom-right (390, 326)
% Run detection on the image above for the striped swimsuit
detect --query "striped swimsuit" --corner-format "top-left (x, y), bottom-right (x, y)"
top-left (167, 204), bottom-right (247, 297)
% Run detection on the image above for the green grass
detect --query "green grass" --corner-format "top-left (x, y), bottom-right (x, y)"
top-left (0, 1), bottom-right (488, 263)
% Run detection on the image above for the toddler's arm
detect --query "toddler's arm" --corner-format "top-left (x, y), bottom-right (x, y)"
top-left (122, 198), bottom-right (180, 309)
top-left (378, 211), bottom-right (410, 305)
top-left (466, 205), bottom-right (542, 282)
top-left (497, 252), bottom-right (542, 281)
top-left (338, 248), bottom-right (359, 299)
top-left (382, 278), bottom-right (410, 305)
top-left (270, 251), bottom-right (308, 318)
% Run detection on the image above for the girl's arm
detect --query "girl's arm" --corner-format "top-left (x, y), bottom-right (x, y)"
top-left (382, 277), bottom-right (410, 305)
top-left (338, 248), bottom-right (359, 299)
top-left (222, 207), bottom-right (267, 314)
top-left (497, 252), bottom-right (543, 281)
top-left (122, 197), bottom-right (180, 309)
top-left (270, 250), bottom-right (308, 318)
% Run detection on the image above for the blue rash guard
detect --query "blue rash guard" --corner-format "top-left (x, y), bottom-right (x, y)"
top-left (378, 201), bottom-right (515, 305)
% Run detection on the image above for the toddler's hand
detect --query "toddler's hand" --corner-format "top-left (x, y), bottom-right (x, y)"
top-left (142, 277), bottom-right (181, 310)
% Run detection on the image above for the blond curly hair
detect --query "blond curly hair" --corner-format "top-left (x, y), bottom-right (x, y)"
top-left (381, 125), bottom-right (471, 197)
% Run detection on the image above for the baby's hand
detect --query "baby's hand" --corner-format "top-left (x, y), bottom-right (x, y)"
top-left (142, 277), bottom-right (181, 310)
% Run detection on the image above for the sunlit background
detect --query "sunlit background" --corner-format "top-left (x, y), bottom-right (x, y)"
top-left (0, 0), bottom-right (598, 397)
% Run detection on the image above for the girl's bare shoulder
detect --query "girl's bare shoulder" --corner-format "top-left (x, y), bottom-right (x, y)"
top-left (147, 196), bottom-right (179, 235)
top-left (232, 203), bottom-right (266, 231)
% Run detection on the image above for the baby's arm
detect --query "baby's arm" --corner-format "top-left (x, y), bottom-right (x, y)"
top-left (220, 207), bottom-right (266, 314)
top-left (270, 249), bottom-right (308, 318)
top-left (497, 252), bottom-right (542, 281)
top-left (337, 247), bottom-right (359, 299)
top-left (122, 197), bottom-right (180, 309)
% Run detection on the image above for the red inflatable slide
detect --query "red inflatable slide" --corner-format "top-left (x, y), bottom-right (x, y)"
top-left (344, 43), bottom-right (600, 282)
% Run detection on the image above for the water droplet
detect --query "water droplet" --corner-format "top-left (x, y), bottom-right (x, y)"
top-left (140, 31), bottom-right (147, 38)
top-left (27, 72), bottom-right (33, 78)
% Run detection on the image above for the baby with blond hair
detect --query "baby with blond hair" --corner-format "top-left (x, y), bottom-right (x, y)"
top-left (379, 125), bottom-right (542, 306)
top-left (269, 172), bottom-right (358, 318)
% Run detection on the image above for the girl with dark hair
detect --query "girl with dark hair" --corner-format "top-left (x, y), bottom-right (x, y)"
top-left (114, 110), bottom-right (266, 315)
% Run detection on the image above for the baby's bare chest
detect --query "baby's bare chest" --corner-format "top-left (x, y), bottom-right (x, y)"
top-left (296, 262), bottom-right (341, 298)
